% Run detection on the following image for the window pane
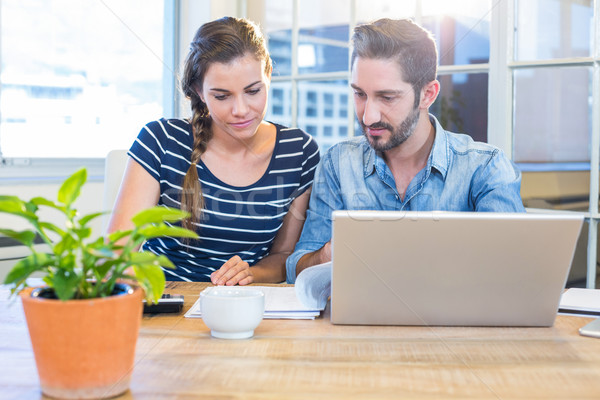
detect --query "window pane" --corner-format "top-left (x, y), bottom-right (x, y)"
top-left (513, 67), bottom-right (591, 163)
top-left (421, 0), bottom-right (491, 65)
top-left (515, 0), bottom-right (593, 61)
top-left (266, 82), bottom-right (292, 127)
top-left (355, 0), bottom-right (415, 22)
top-left (264, 0), bottom-right (293, 76)
top-left (430, 73), bottom-right (488, 143)
top-left (297, 80), bottom-right (349, 152)
top-left (0, 0), bottom-right (164, 158)
top-left (297, 0), bottom-right (349, 74)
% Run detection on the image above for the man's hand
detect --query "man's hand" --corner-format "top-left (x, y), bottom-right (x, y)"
top-left (210, 255), bottom-right (253, 286)
top-left (296, 240), bottom-right (332, 277)
top-left (318, 241), bottom-right (332, 264)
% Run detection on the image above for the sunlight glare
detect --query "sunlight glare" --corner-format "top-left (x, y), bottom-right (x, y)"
top-left (421, 0), bottom-right (493, 19)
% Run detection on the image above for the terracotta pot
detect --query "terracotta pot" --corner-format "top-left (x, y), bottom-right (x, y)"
top-left (20, 284), bottom-right (143, 399)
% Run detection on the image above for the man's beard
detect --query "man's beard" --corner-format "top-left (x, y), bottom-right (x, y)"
top-left (361, 106), bottom-right (420, 152)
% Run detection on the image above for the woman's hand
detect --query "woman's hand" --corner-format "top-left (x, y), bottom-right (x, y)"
top-left (211, 255), bottom-right (253, 286)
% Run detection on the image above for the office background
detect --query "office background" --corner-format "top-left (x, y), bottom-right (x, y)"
top-left (0, 0), bottom-right (599, 287)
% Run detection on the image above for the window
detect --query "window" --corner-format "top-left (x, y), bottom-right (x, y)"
top-left (323, 93), bottom-right (334, 117)
top-left (263, 0), bottom-right (350, 150)
top-left (429, 73), bottom-right (489, 143)
top-left (338, 94), bottom-right (348, 118)
top-left (259, 0), bottom-right (600, 287)
top-left (305, 91), bottom-right (318, 117)
top-left (262, 0), bottom-right (492, 149)
top-left (268, 82), bottom-right (292, 127)
top-left (513, 67), bottom-right (590, 163)
top-left (271, 88), bottom-right (285, 115)
top-left (512, 0), bottom-right (594, 165)
top-left (0, 0), bottom-right (170, 176)
top-left (305, 125), bottom-right (317, 136)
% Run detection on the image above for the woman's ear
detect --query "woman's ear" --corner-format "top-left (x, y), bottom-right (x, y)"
top-left (419, 80), bottom-right (440, 110)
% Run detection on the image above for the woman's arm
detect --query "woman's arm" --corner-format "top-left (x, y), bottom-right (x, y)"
top-left (106, 158), bottom-right (160, 237)
top-left (210, 188), bottom-right (312, 286)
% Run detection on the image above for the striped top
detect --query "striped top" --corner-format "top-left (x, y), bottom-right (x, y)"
top-left (128, 118), bottom-right (320, 282)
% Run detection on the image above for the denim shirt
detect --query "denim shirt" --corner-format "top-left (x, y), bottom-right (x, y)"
top-left (286, 114), bottom-right (525, 283)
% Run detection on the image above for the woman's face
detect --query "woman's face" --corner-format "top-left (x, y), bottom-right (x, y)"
top-left (199, 54), bottom-right (271, 142)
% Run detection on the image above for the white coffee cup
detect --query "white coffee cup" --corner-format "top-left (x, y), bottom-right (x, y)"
top-left (200, 287), bottom-right (265, 339)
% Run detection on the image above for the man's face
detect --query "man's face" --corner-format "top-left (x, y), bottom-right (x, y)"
top-left (350, 57), bottom-right (421, 152)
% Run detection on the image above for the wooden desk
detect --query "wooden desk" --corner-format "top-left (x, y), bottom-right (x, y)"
top-left (3, 281), bottom-right (600, 399)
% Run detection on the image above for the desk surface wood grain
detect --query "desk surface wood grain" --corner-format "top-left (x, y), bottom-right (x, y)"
top-left (2, 281), bottom-right (600, 399)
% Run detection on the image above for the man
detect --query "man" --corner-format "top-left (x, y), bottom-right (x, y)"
top-left (285, 18), bottom-right (525, 283)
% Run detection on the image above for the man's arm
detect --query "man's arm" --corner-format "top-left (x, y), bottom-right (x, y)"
top-left (472, 149), bottom-right (526, 212)
top-left (285, 153), bottom-right (343, 283)
top-left (295, 240), bottom-right (331, 277)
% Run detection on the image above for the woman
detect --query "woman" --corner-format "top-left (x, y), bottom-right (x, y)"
top-left (107, 17), bottom-right (320, 285)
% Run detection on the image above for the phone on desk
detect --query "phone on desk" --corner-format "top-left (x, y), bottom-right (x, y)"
top-left (143, 294), bottom-right (184, 314)
top-left (579, 318), bottom-right (600, 338)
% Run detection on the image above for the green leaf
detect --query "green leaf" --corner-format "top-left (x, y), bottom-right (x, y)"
top-left (3, 253), bottom-right (54, 285)
top-left (107, 229), bottom-right (132, 243)
top-left (131, 207), bottom-right (189, 227)
top-left (87, 247), bottom-right (116, 259)
top-left (49, 269), bottom-right (80, 301)
top-left (58, 253), bottom-right (77, 271)
top-left (156, 254), bottom-right (175, 269)
top-left (38, 221), bottom-right (65, 237)
top-left (0, 228), bottom-right (36, 247)
top-left (93, 260), bottom-right (118, 282)
top-left (53, 234), bottom-right (77, 255)
top-left (30, 197), bottom-right (62, 211)
top-left (78, 211), bottom-right (107, 227)
top-left (0, 196), bottom-right (37, 220)
top-left (94, 279), bottom-right (118, 298)
top-left (129, 251), bottom-right (163, 264)
top-left (133, 263), bottom-right (166, 303)
top-left (72, 227), bottom-right (92, 240)
top-left (137, 225), bottom-right (199, 240)
top-left (57, 168), bottom-right (87, 207)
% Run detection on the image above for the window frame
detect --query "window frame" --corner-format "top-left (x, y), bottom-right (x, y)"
top-left (489, 0), bottom-right (600, 288)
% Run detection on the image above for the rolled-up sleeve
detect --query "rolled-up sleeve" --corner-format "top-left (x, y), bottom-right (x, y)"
top-left (286, 151), bottom-right (344, 283)
top-left (471, 149), bottom-right (526, 212)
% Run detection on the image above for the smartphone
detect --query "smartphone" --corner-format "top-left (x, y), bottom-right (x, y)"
top-left (579, 318), bottom-right (600, 338)
top-left (142, 294), bottom-right (184, 314)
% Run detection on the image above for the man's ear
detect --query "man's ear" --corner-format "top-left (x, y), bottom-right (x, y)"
top-left (419, 80), bottom-right (440, 109)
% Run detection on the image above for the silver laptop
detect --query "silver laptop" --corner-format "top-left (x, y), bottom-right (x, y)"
top-left (330, 210), bottom-right (583, 326)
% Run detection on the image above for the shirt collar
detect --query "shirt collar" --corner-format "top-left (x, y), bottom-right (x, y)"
top-left (362, 114), bottom-right (450, 180)
top-left (428, 114), bottom-right (449, 179)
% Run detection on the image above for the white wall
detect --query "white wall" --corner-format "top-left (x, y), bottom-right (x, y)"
top-left (0, 181), bottom-right (105, 281)
top-left (0, 181), bottom-right (105, 231)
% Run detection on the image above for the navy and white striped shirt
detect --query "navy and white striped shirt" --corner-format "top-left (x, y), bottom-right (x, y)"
top-left (128, 118), bottom-right (320, 281)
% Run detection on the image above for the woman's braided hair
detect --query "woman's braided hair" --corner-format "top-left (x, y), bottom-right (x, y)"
top-left (179, 16), bottom-right (272, 231)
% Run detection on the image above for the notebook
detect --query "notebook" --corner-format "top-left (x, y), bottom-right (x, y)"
top-left (330, 210), bottom-right (583, 326)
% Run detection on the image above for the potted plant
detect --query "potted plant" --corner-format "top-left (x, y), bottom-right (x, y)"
top-left (1, 168), bottom-right (198, 399)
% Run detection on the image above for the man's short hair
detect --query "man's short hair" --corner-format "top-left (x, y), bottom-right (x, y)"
top-left (351, 18), bottom-right (438, 101)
